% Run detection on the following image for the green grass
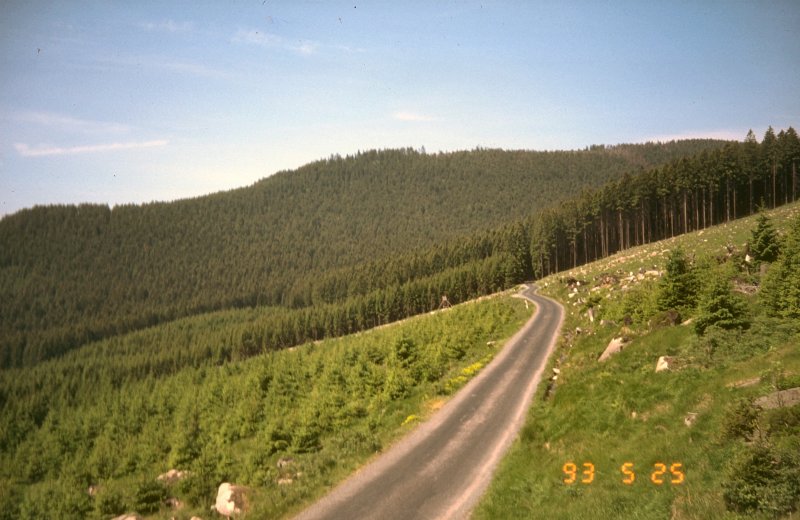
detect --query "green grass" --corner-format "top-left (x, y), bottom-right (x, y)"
top-left (475, 202), bottom-right (800, 520)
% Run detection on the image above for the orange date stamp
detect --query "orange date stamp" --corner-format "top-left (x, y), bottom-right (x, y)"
top-left (562, 462), bottom-right (684, 485)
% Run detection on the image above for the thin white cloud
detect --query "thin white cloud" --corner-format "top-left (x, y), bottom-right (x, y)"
top-left (232, 29), bottom-right (282, 47)
top-left (393, 111), bottom-right (439, 122)
top-left (232, 28), bottom-right (317, 55)
top-left (646, 129), bottom-right (746, 142)
top-left (17, 111), bottom-right (131, 134)
top-left (159, 61), bottom-right (229, 78)
top-left (14, 140), bottom-right (169, 157)
top-left (139, 20), bottom-right (193, 33)
top-left (91, 55), bottom-right (230, 79)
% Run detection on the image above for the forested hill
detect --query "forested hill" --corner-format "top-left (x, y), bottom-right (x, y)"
top-left (0, 140), bottom-right (730, 367)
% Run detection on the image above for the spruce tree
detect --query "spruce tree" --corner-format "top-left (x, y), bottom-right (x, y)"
top-left (749, 210), bottom-right (780, 264)
top-left (657, 248), bottom-right (697, 311)
top-left (694, 271), bottom-right (749, 335)
top-left (761, 215), bottom-right (800, 318)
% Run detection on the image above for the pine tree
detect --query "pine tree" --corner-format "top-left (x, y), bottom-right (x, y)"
top-left (749, 210), bottom-right (780, 264)
top-left (657, 248), bottom-right (698, 310)
top-left (761, 215), bottom-right (800, 318)
top-left (694, 271), bottom-right (749, 335)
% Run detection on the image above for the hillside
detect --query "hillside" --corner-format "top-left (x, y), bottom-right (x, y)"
top-left (476, 202), bottom-right (800, 519)
top-left (0, 292), bottom-right (533, 519)
top-left (0, 140), bottom-right (728, 367)
top-left (1, 128), bottom-right (799, 518)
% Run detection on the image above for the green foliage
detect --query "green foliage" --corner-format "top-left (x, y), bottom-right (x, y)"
top-left (0, 296), bottom-right (529, 518)
top-left (694, 272), bottom-right (749, 335)
top-left (94, 483), bottom-right (126, 517)
top-left (614, 281), bottom-right (659, 325)
top-left (657, 248), bottom-right (698, 311)
top-left (0, 480), bottom-right (21, 520)
top-left (722, 398), bottom-right (761, 441)
top-left (477, 201), bottom-right (800, 520)
top-left (133, 478), bottom-right (166, 515)
top-left (2, 144), bottom-right (712, 367)
top-left (19, 479), bottom-right (92, 520)
top-left (761, 214), bottom-right (800, 319)
top-left (723, 441), bottom-right (800, 516)
top-left (749, 210), bottom-right (781, 264)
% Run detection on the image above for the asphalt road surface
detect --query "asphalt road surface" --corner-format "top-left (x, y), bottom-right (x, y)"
top-left (294, 285), bottom-right (564, 520)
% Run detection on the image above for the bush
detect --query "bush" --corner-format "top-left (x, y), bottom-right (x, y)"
top-left (722, 398), bottom-right (761, 441)
top-left (133, 478), bottom-right (166, 515)
top-left (723, 441), bottom-right (800, 516)
top-left (95, 484), bottom-right (126, 517)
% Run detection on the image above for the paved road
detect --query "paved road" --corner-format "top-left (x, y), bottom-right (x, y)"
top-left (294, 286), bottom-right (564, 520)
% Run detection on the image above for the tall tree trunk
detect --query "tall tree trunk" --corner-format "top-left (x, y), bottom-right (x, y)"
top-left (701, 187), bottom-right (707, 229)
top-left (772, 162), bottom-right (777, 209)
top-left (709, 185), bottom-right (714, 228)
top-left (725, 178), bottom-right (731, 222)
top-left (641, 200), bottom-right (646, 245)
top-left (682, 191), bottom-right (688, 234)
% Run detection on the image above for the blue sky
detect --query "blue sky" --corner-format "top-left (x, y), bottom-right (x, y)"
top-left (1, 1), bottom-right (798, 216)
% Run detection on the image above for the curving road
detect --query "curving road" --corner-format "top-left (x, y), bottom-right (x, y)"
top-left (294, 285), bottom-right (564, 520)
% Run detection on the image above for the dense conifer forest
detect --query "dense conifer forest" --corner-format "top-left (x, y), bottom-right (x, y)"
top-left (0, 139), bottom-right (729, 367)
top-left (1, 127), bottom-right (799, 518)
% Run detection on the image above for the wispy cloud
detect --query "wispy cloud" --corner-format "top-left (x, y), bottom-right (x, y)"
top-left (139, 20), bottom-right (193, 33)
top-left (158, 60), bottom-right (230, 78)
top-left (646, 129), bottom-right (746, 142)
top-left (232, 28), bottom-right (318, 55)
top-left (392, 111), bottom-right (439, 122)
top-left (17, 111), bottom-right (131, 135)
top-left (91, 55), bottom-right (230, 79)
top-left (14, 140), bottom-right (169, 157)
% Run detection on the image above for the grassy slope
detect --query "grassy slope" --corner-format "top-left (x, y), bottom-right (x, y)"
top-left (475, 202), bottom-right (800, 520)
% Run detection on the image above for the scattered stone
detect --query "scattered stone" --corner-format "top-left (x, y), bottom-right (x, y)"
top-left (684, 412), bottom-right (698, 427)
top-left (599, 337), bottom-right (626, 362)
top-left (87, 485), bottom-right (99, 497)
top-left (733, 281), bottom-right (758, 295)
top-left (277, 478), bottom-right (293, 486)
top-left (599, 319), bottom-right (615, 327)
top-left (631, 411), bottom-right (637, 419)
top-left (681, 318), bottom-right (694, 326)
top-left (754, 387), bottom-right (800, 410)
top-left (112, 515), bottom-right (143, 520)
top-left (655, 356), bottom-right (675, 373)
top-left (552, 367), bottom-right (561, 375)
top-left (165, 497), bottom-right (183, 510)
top-left (215, 483), bottom-right (247, 517)
top-left (157, 469), bottom-right (189, 485)
top-left (575, 327), bottom-right (582, 334)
